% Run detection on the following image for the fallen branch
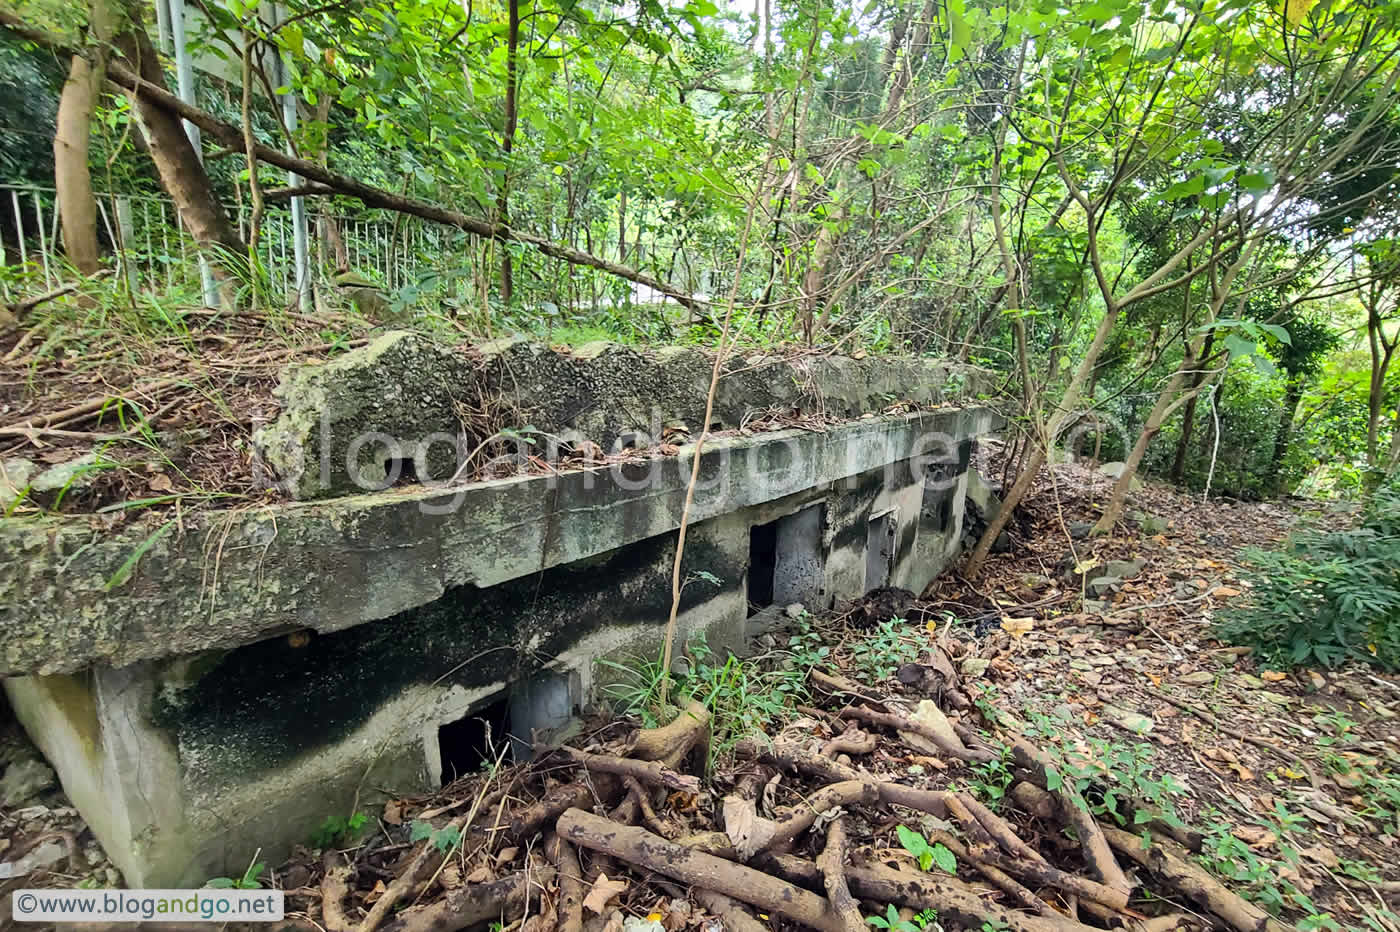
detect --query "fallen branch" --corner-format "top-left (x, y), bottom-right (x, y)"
top-left (556, 808), bottom-right (846, 932)
top-left (693, 889), bottom-right (770, 932)
top-left (735, 738), bottom-right (951, 817)
top-left (821, 725), bottom-right (877, 757)
top-left (763, 853), bottom-right (1100, 932)
top-left (768, 780), bottom-right (879, 851)
top-left (1100, 825), bottom-right (1295, 932)
top-left (380, 866), bottom-right (554, 932)
top-left (818, 817), bottom-right (865, 932)
top-left (558, 746), bottom-right (701, 792)
top-left (1010, 739), bottom-right (1133, 897)
top-left (925, 830), bottom-right (1054, 917)
top-left (545, 833), bottom-right (585, 932)
top-left (840, 702), bottom-right (996, 762)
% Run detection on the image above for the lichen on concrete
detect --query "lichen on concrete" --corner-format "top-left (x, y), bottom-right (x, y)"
top-left (254, 333), bottom-right (994, 499)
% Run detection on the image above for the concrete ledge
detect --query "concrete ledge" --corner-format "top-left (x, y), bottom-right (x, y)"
top-left (1, 407), bottom-right (1000, 676)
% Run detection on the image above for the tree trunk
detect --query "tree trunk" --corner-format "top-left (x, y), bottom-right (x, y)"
top-left (54, 52), bottom-right (104, 275)
top-left (112, 14), bottom-right (244, 260)
top-left (496, 0), bottom-right (521, 304)
top-left (1268, 377), bottom-right (1304, 495)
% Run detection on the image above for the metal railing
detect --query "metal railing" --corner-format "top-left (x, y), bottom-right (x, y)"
top-left (0, 183), bottom-right (458, 307)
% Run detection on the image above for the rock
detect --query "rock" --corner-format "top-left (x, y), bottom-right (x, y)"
top-left (1098, 462), bottom-right (1143, 490)
top-left (0, 458), bottom-right (37, 506)
top-left (30, 453), bottom-right (101, 495)
top-left (1105, 557), bottom-right (1147, 580)
top-left (1178, 671), bottom-right (1215, 685)
top-left (1104, 704), bottom-right (1154, 734)
top-left (1132, 511), bottom-right (1169, 535)
top-left (0, 758), bottom-right (56, 807)
top-left (960, 657), bottom-right (990, 679)
top-left (0, 841), bottom-right (66, 878)
top-left (1088, 575), bottom-right (1122, 597)
top-left (784, 602), bottom-right (806, 619)
top-left (1069, 521), bottom-right (1094, 540)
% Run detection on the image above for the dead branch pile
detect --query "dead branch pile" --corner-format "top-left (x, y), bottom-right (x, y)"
top-left (308, 652), bottom-right (1294, 932)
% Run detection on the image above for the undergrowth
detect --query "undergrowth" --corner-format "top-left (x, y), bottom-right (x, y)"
top-left (599, 632), bottom-right (809, 763)
top-left (1218, 481), bottom-right (1400, 671)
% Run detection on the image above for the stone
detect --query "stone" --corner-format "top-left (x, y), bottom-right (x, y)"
top-left (1069, 521), bottom-right (1093, 540)
top-left (0, 758), bottom-right (55, 806)
top-left (0, 841), bottom-right (65, 879)
top-left (0, 458), bottom-right (37, 506)
top-left (1132, 511), bottom-right (1169, 535)
top-left (1098, 462), bottom-right (1143, 489)
top-left (1088, 575), bottom-right (1122, 597)
top-left (784, 603), bottom-right (806, 618)
top-left (1178, 671), bottom-right (1215, 685)
top-left (1105, 557), bottom-right (1147, 581)
top-left (30, 453), bottom-right (101, 495)
top-left (960, 658), bottom-right (990, 679)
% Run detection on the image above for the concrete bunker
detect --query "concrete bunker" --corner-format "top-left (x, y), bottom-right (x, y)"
top-left (0, 338), bottom-right (1002, 887)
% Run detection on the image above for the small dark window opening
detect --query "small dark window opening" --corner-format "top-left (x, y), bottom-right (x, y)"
top-left (383, 457), bottom-right (419, 488)
top-left (748, 518), bottom-right (780, 614)
top-left (438, 694), bottom-right (511, 786)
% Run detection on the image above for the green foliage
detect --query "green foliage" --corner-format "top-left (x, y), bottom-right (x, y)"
top-left (849, 619), bottom-right (920, 682)
top-left (409, 820), bottom-right (463, 852)
top-left (865, 904), bottom-right (938, 931)
top-left (206, 858), bottom-right (266, 890)
top-left (1217, 483), bottom-right (1400, 671)
top-left (895, 825), bottom-right (956, 874)
top-left (311, 811), bottom-right (369, 848)
top-left (600, 632), bottom-right (807, 761)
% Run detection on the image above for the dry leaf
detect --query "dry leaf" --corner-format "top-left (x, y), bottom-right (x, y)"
top-left (363, 880), bottom-right (387, 905)
top-left (495, 846), bottom-right (519, 864)
top-left (382, 800), bottom-right (404, 825)
top-left (1261, 671), bottom-right (1288, 682)
top-left (601, 909), bottom-right (625, 932)
top-left (464, 866), bottom-right (492, 884)
top-left (1001, 617), bottom-right (1034, 637)
top-left (1212, 586), bottom-right (1242, 598)
top-left (1300, 844), bottom-right (1340, 868)
top-left (1232, 825), bottom-right (1276, 848)
top-left (722, 797), bottom-right (776, 859)
top-left (440, 864), bottom-right (462, 889)
top-left (583, 874), bottom-right (629, 914)
top-left (148, 473), bottom-right (174, 493)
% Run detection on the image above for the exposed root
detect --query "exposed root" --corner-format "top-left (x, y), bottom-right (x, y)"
top-left (817, 816), bottom-right (865, 932)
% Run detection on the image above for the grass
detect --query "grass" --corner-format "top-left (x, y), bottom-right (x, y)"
top-left (599, 632), bottom-right (808, 765)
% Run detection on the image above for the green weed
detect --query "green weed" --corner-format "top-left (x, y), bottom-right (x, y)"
top-left (850, 618), bottom-right (920, 682)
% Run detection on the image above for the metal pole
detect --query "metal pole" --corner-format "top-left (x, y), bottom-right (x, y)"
top-left (169, 0), bottom-right (219, 308)
top-left (155, 0), bottom-right (172, 53)
top-left (11, 189), bottom-right (28, 270)
top-left (279, 59), bottom-right (310, 310)
top-left (117, 197), bottom-right (138, 293)
top-left (33, 190), bottom-right (52, 288)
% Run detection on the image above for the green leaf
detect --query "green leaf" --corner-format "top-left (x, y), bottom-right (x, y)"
top-left (205, 877), bottom-right (236, 889)
top-left (409, 820), bottom-right (434, 842)
top-left (1045, 766), bottom-right (1063, 792)
top-left (930, 843), bottom-right (958, 874)
top-left (105, 520), bottom-right (175, 591)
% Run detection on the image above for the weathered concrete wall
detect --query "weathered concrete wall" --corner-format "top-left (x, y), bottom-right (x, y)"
top-left (0, 408), bottom-right (997, 677)
top-left (4, 437), bottom-right (982, 888)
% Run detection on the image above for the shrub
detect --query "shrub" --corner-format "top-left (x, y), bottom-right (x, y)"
top-left (1217, 484), bottom-right (1400, 671)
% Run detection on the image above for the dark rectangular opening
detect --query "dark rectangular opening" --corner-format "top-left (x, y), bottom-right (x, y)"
top-left (747, 518), bottom-right (780, 613)
top-left (438, 693), bottom-right (511, 786)
top-left (866, 510), bottom-right (895, 590)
